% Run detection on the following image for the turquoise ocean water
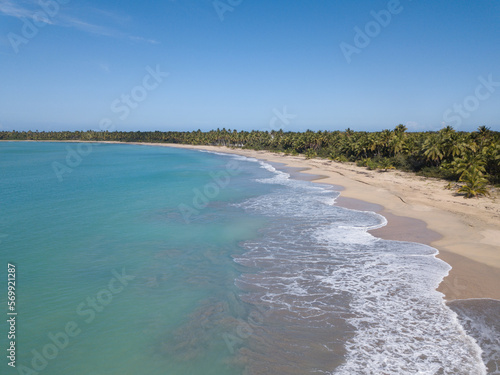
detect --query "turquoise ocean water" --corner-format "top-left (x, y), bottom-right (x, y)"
top-left (0, 142), bottom-right (497, 374)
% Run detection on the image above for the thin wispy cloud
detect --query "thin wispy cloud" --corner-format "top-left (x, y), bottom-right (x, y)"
top-left (0, 0), bottom-right (35, 19)
top-left (129, 35), bottom-right (160, 45)
top-left (59, 14), bottom-right (160, 44)
top-left (60, 15), bottom-right (129, 39)
top-left (0, 1), bottom-right (159, 44)
top-left (98, 62), bottom-right (111, 72)
top-left (86, 7), bottom-right (132, 25)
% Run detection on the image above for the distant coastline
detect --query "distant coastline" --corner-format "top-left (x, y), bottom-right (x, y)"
top-left (2, 127), bottom-right (499, 198)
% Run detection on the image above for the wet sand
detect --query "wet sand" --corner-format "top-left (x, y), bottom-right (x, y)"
top-left (331, 196), bottom-right (500, 300)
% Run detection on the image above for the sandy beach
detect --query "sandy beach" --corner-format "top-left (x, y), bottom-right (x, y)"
top-left (151, 143), bottom-right (500, 301)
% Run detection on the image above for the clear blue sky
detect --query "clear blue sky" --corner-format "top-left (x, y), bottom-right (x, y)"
top-left (1, 0), bottom-right (499, 132)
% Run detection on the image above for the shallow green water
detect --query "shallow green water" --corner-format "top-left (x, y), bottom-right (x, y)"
top-left (0, 142), bottom-right (272, 375)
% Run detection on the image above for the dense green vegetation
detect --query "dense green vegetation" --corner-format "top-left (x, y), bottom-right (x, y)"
top-left (1, 125), bottom-right (499, 197)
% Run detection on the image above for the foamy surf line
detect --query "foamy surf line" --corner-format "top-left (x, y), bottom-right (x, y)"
top-left (198, 148), bottom-right (487, 374)
top-left (197, 148), bottom-right (292, 181)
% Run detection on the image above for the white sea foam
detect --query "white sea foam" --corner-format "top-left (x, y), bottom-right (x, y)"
top-left (317, 235), bottom-right (486, 375)
top-left (197, 149), bottom-right (258, 163)
top-left (448, 299), bottom-right (500, 374)
top-left (233, 160), bottom-right (487, 374)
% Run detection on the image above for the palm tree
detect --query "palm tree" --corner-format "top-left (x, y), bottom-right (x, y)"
top-left (378, 129), bottom-right (393, 155)
top-left (475, 126), bottom-right (492, 148)
top-left (451, 153), bottom-right (486, 180)
top-left (423, 136), bottom-right (444, 165)
top-left (366, 134), bottom-right (378, 156)
top-left (458, 168), bottom-right (490, 198)
top-left (378, 158), bottom-right (395, 171)
top-left (448, 141), bottom-right (467, 159)
top-left (439, 125), bottom-right (455, 136)
top-left (390, 135), bottom-right (406, 156)
top-left (394, 124), bottom-right (407, 135)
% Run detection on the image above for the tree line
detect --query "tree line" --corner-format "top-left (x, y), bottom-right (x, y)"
top-left (1, 125), bottom-right (499, 198)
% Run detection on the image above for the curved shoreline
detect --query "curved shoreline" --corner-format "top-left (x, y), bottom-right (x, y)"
top-left (156, 143), bottom-right (500, 301)
top-left (4, 140), bottom-right (500, 301)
